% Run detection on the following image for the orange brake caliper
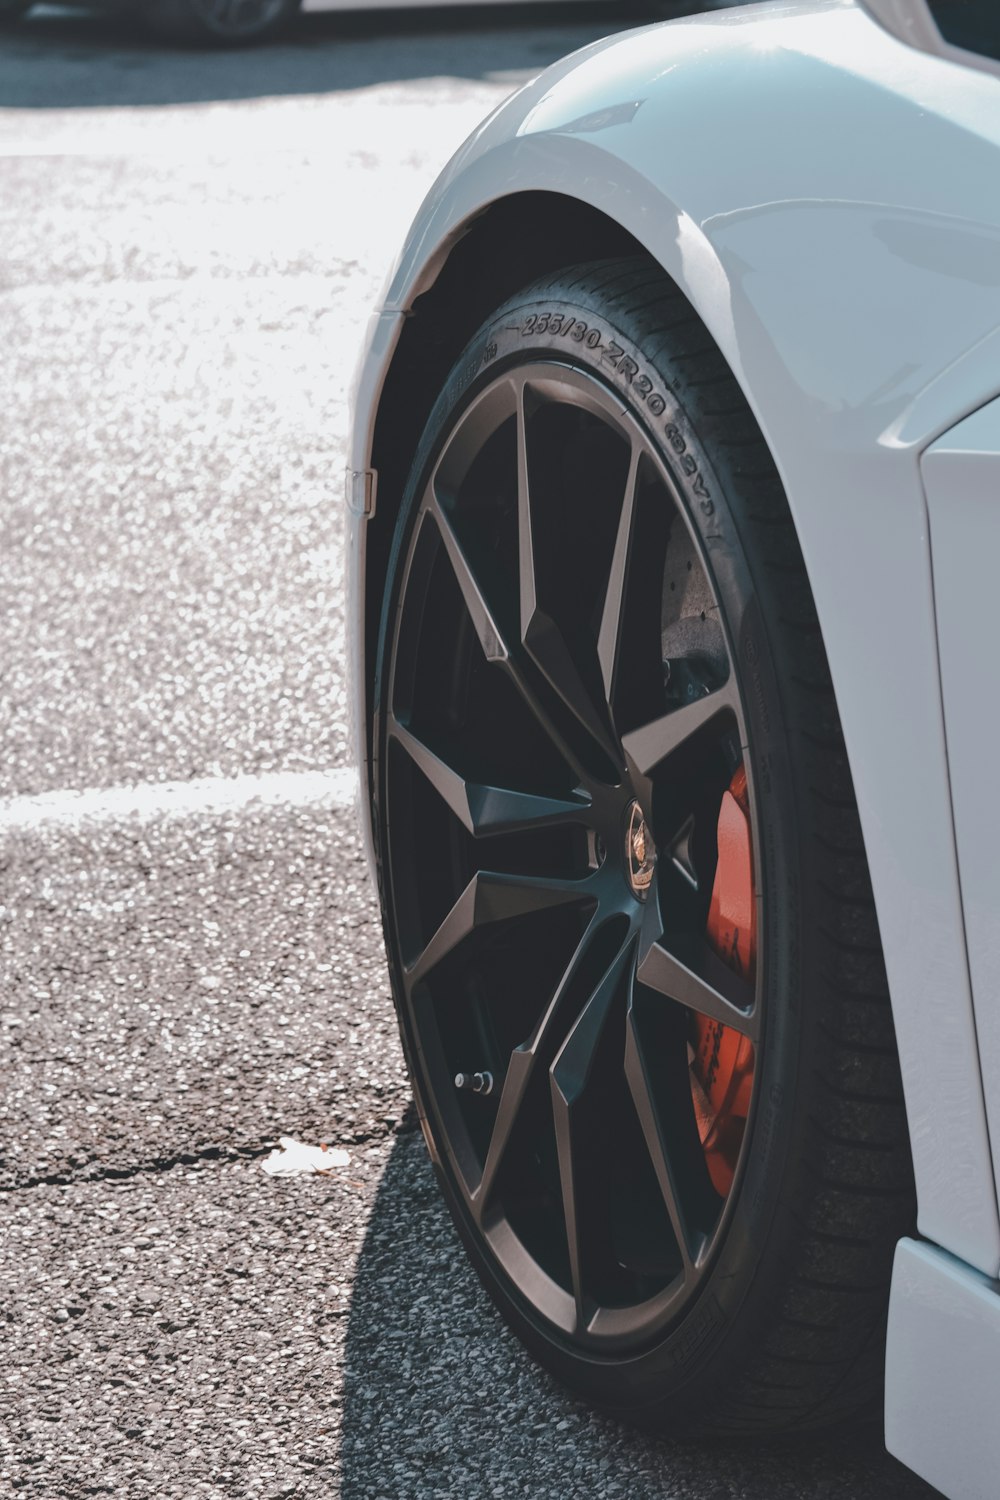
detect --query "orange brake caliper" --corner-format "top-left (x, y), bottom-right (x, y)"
top-left (690, 766), bottom-right (756, 1197)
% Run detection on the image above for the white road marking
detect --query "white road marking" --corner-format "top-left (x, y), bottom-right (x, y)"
top-left (0, 768), bottom-right (358, 831)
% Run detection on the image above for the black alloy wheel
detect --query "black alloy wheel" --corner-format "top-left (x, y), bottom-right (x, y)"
top-left (373, 259), bottom-right (915, 1431)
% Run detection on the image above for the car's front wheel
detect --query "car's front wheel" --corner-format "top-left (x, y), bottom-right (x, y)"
top-left (372, 258), bottom-right (915, 1432)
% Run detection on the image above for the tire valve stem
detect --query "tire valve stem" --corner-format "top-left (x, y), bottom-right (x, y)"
top-left (455, 1071), bottom-right (494, 1096)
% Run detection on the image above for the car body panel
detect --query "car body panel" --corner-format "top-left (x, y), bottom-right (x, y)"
top-left (886, 1236), bottom-right (1000, 1499)
top-left (924, 395), bottom-right (1000, 1226)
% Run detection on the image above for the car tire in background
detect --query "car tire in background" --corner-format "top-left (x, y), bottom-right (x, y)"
top-left (146, 0), bottom-right (300, 45)
top-left (372, 257), bottom-right (916, 1433)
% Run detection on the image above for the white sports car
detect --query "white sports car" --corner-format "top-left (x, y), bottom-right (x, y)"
top-left (347, 4), bottom-right (1000, 1495)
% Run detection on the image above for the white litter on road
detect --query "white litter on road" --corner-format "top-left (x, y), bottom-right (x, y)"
top-left (261, 1136), bottom-right (351, 1177)
top-left (0, 768), bottom-right (357, 832)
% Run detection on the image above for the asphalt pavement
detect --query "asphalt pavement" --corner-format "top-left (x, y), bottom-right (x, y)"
top-left (0, 8), bottom-right (939, 1497)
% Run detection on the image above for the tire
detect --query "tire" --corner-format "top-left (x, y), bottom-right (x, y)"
top-left (372, 257), bottom-right (915, 1434)
top-left (146, 0), bottom-right (298, 45)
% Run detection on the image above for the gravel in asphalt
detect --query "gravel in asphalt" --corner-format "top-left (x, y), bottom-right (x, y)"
top-left (2, 1139), bottom-right (935, 1499)
top-left (2, 797), bottom-right (405, 1190)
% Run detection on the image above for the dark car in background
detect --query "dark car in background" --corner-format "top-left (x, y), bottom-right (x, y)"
top-left (0, 0), bottom-right (683, 49)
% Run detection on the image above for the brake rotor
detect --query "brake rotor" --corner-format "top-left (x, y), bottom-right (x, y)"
top-left (690, 765), bottom-right (756, 1197)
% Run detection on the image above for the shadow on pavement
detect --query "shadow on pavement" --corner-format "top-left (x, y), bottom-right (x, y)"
top-left (340, 1132), bottom-right (936, 1499)
top-left (1, 2), bottom-right (677, 108)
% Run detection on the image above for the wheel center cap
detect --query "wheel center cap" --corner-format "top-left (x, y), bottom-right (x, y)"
top-left (626, 801), bottom-right (656, 898)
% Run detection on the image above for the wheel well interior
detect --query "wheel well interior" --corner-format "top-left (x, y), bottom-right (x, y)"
top-left (363, 191), bottom-right (647, 745)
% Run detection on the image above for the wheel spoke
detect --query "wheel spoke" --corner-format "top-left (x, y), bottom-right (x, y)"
top-left (515, 379), bottom-right (539, 645)
top-left (636, 925), bottom-right (757, 1039)
top-left (514, 383), bottom-right (620, 767)
top-left (625, 986), bottom-right (722, 1257)
top-left (473, 915), bottom-right (625, 1223)
top-left (388, 716), bottom-right (590, 836)
top-left (624, 999), bottom-right (697, 1270)
top-left (597, 442), bottom-right (643, 704)
top-left (427, 493), bottom-right (601, 785)
top-left (429, 493), bottom-right (512, 667)
top-left (432, 374), bottom-right (522, 503)
top-left (405, 869), bottom-right (593, 988)
top-left (550, 940), bottom-right (635, 1321)
top-left (622, 683), bottom-right (734, 779)
top-left (472, 1044), bottom-right (533, 1224)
